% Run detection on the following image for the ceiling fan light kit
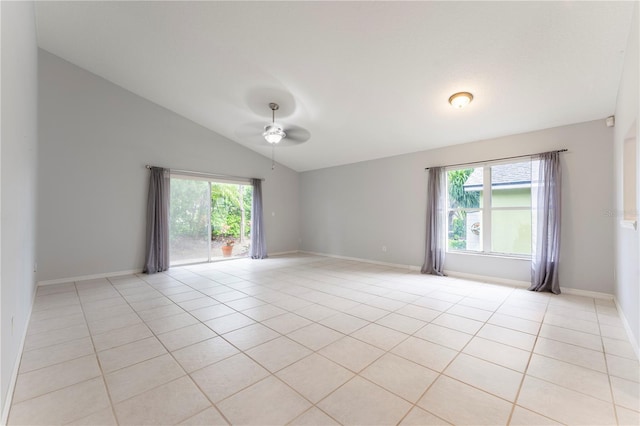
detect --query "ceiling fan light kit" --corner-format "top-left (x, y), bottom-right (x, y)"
top-left (449, 91), bottom-right (474, 109)
top-left (263, 103), bottom-right (286, 144)
top-left (263, 124), bottom-right (286, 144)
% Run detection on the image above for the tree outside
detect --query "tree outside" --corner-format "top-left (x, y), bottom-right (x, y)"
top-left (211, 183), bottom-right (252, 244)
top-left (447, 169), bottom-right (480, 250)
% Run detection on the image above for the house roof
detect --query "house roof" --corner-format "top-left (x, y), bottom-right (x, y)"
top-left (463, 162), bottom-right (532, 190)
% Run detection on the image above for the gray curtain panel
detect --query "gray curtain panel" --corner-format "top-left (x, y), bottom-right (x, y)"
top-left (143, 167), bottom-right (170, 274)
top-left (529, 151), bottom-right (562, 294)
top-left (249, 178), bottom-right (267, 259)
top-left (421, 167), bottom-right (446, 276)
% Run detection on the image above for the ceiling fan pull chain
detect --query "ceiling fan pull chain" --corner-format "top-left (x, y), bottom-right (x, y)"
top-left (271, 144), bottom-right (275, 170)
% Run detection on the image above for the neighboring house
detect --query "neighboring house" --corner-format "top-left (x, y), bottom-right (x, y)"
top-left (462, 162), bottom-right (532, 255)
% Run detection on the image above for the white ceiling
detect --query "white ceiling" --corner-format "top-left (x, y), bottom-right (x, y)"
top-left (34, 1), bottom-right (635, 172)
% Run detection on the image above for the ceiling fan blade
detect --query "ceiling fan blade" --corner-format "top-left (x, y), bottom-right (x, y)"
top-left (235, 122), bottom-right (266, 141)
top-left (282, 125), bottom-right (311, 144)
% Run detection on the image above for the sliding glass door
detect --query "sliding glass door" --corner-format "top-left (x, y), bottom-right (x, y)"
top-left (169, 176), bottom-right (252, 266)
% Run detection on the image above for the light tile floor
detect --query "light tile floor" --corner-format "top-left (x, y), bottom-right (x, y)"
top-left (8, 254), bottom-right (640, 425)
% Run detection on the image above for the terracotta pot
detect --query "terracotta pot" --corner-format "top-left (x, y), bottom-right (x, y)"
top-left (221, 245), bottom-right (233, 257)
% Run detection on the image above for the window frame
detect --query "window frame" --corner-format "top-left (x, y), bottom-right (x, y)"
top-left (445, 159), bottom-right (533, 259)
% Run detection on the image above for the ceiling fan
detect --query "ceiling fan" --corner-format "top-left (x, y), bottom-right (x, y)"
top-left (236, 102), bottom-right (311, 169)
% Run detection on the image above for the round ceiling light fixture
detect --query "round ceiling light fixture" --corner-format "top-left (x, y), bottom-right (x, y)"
top-left (448, 91), bottom-right (474, 109)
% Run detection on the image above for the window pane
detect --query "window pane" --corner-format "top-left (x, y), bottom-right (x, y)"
top-left (491, 161), bottom-right (531, 207)
top-left (491, 209), bottom-right (531, 255)
top-left (448, 209), bottom-right (482, 251)
top-left (448, 168), bottom-right (482, 209)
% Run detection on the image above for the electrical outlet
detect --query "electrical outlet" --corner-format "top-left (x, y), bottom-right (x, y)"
top-left (382, 246), bottom-right (387, 252)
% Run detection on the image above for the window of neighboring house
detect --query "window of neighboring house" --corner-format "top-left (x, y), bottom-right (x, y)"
top-left (446, 160), bottom-right (532, 257)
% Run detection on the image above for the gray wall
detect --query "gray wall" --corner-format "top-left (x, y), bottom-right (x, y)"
top-left (38, 50), bottom-right (300, 282)
top-left (300, 119), bottom-right (615, 294)
top-left (614, 4), bottom-right (639, 350)
top-left (1, 1), bottom-right (39, 415)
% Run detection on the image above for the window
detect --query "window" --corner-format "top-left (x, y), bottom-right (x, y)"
top-left (446, 160), bottom-right (532, 257)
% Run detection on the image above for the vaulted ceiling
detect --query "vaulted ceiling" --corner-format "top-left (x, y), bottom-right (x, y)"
top-left (35, 1), bottom-right (635, 171)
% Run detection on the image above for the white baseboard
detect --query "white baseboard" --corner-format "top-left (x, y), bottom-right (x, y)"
top-left (268, 250), bottom-right (300, 257)
top-left (445, 270), bottom-right (614, 299)
top-left (37, 269), bottom-right (142, 286)
top-left (299, 250), bottom-right (421, 271)
top-left (38, 253), bottom-right (310, 285)
top-left (561, 287), bottom-right (614, 300)
top-left (613, 297), bottom-right (640, 360)
top-left (38, 253), bottom-right (303, 285)
top-left (444, 270), bottom-right (530, 288)
top-left (1, 287), bottom-right (37, 424)
top-left (299, 251), bottom-right (614, 300)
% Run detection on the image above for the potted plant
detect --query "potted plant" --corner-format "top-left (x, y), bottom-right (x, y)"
top-left (221, 239), bottom-right (234, 257)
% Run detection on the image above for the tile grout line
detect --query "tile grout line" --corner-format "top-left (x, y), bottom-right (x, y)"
top-left (173, 266), bottom-right (339, 425)
top-left (406, 283), bottom-right (522, 425)
top-left (107, 274), bottom-right (236, 426)
top-left (598, 296), bottom-right (622, 425)
top-left (73, 279), bottom-right (120, 425)
top-left (185, 266), bottom-right (424, 424)
top-left (505, 289), bottom-right (551, 425)
top-left (109, 277), bottom-right (201, 413)
top-left (218, 268), bottom-right (588, 424)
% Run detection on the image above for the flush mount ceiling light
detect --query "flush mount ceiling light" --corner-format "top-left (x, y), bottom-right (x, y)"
top-left (263, 103), bottom-right (286, 144)
top-left (448, 92), bottom-right (474, 109)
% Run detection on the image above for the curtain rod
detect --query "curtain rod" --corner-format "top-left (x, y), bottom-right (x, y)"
top-left (145, 165), bottom-right (265, 182)
top-left (424, 149), bottom-right (568, 170)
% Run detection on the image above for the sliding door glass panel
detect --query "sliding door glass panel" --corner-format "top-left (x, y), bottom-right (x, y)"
top-left (170, 178), bottom-right (211, 265)
top-left (211, 183), bottom-right (253, 260)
